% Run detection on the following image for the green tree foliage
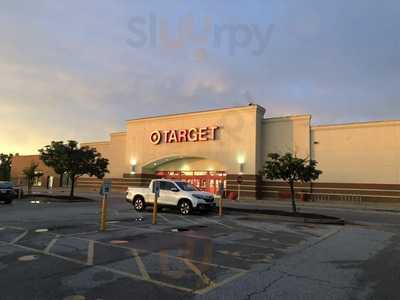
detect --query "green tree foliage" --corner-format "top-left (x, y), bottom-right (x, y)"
top-left (23, 162), bottom-right (43, 194)
top-left (39, 141), bottom-right (109, 199)
top-left (0, 153), bottom-right (13, 181)
top-left (263, 153), bottom-right (322, 213)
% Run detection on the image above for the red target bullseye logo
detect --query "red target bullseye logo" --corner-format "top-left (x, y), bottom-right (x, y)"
top-left (150, 130), bottom-right (162, 145)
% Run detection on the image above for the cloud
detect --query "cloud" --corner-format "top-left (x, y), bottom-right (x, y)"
top-left (181, 69), bottom-right (231, 97)
top-left (1, 0), bottom-right (400, 154)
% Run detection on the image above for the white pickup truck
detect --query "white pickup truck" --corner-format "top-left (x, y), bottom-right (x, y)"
top-left (126, 179), bottom-right (216, 215)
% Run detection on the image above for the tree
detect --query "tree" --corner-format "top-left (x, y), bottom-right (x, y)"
top-left (39, 141), bottom-right (109, 199)
top-left (23, 162), bottom-right (43, 194)
top-left (263, 153), bottom-right (322, 213)
top-left (0, 153), bottom-right (13, 181)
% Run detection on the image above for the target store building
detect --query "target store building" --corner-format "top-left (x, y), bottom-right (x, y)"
top-left (72, 103), bottom-right (400, 202)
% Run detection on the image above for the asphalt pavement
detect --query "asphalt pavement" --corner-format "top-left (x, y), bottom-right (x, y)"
top-left (0, 195), bottom-right (399, 300)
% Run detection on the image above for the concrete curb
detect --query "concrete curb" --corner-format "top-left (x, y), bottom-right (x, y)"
top-left (218, 206), bottom-right (346, 225)
top-left (23, 194), bottom-right (96, 203)
top-left (223, 199), bottom-right (400, 214)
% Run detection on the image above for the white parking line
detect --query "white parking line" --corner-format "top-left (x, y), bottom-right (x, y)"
top-left (11, 230), bottom-right (28, 244)
top-left (158, 214), bottom-right (172, 224)
top-left (202, 217), bottom-right (234, 229)
top-left (131, 249), bottom-right (150, 280)
top-left (44, 235), bottom-right (60, 253)
top-left (0, 225), bottom-right (25, 230)
top-left (1, 225), bottom-right (252, 295)
top-left (87, 240), bottom-right (95, 265)
top-left (80, 237), bottom-right (245, 273)
top-left (0, 240), bottom-right (193, 294)
top-left (178, 215), bottom-right (200, 225)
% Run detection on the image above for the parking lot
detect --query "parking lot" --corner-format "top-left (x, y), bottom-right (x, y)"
top-left (0, 196), bottom-right (399, 300)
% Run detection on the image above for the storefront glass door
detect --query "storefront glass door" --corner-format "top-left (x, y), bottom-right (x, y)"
top-left (155, 170), bottom-right (226, 195)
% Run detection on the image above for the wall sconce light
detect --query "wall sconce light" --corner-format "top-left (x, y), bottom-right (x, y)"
top-left (237, 155), bottom-right (245, 175)
top-left (130, 159), bottom-right (137, 175)
top-left (239, 163), bottom-right (244, 175)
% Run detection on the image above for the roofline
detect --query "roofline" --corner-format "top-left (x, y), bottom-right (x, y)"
top-left (80, 141), bottom-right (110, 146)
top-left (263, 114), bottom-right (311, 123)
top-left (110, 131), bottom-right (127, 136)
top-left (312, 119), bottom-right (400, 130)
top-left (13, 154), bottom-right (40, 158)
top-left (126, 104), bottom-right (265, 123)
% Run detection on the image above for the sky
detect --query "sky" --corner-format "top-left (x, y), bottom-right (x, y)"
top-left (1, 0), bottom-right (400, 154)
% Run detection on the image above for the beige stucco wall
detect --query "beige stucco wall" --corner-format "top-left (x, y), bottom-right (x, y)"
top-left (127, 105), bottom-right (265, 175)
top-left (261, 115), bottom-right (311, 163)
top-left (81, 132), bottom-right (127, 178)
top-left (107, 133), bottom-right (128, 177)
top-left (311, 121), bottom-right (400, 184)
top-left (80, 104), bottom-right (400, 186)
top-left (152, 158), bottom-right (226, 172)
top-left (82, 142), bottom-right (110, 157)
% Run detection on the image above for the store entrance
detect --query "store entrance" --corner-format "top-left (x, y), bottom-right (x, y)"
top-left (155, 170), bottom-right (226, 195)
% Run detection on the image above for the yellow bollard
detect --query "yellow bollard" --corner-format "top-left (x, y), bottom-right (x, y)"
top-left (152, 194), bottom-right (158, 225)
top-left (100, 194), bottom-right (108, 231)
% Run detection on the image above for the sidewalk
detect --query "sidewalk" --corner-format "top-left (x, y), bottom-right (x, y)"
top-left (221, 198), bottom-right (400, 214)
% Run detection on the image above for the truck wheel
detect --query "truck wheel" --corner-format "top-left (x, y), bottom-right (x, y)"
top-left (133, 197), bottom-right (145, 212)
top-left (178, 199), bottom-right (192, 215)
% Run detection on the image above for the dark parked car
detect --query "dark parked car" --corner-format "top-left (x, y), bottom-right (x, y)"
top-left (0, 181), bottom-right (18, 204)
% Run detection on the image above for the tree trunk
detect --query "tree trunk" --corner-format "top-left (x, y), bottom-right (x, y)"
top-left (289, 181), bottom-right (297, 213)
top-left (27, 181), bottom-right (32, 194)
top-left (59, 173), bottom-right (64, 188)
top-left (69, 175), bottom-right (75, 200)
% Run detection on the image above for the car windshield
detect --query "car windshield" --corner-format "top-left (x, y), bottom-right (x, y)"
top-left (175, 181), bottom-right (200, 191)
top-left (0, 181), bottom-right (14, 189)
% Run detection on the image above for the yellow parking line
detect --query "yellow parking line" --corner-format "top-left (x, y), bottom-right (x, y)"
top-left (44, 235), bottom-right (60, 253)
top-left (131, 249), bottom-right (150, 280)
top-left (195, 270), bottom-right (248, 295)
top-left (183, 258), bottom-right (215, 287)
top-left (73, 236), bottom-right (246, 273)
top-left (0, 240), bottom-right (87, 265)
top-left (1, 240), bottom-right (193, 293)
top-left (99, 265), bottom-right (193, 293)
top-left (11, 230), bottom-right (28, 244)
top-left (1, 226), bottom-right (252, 295)
top-left (87, 240), bottom-right (95, 265)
